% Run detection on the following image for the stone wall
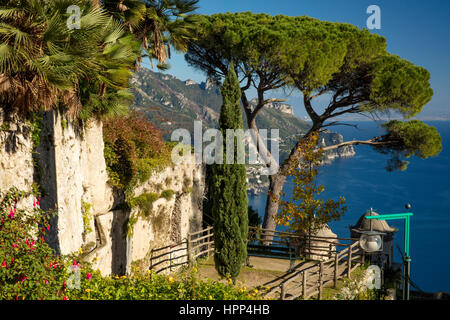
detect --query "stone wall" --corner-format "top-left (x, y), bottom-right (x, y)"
top-left (0, 110), bottom-right (35, 206)
top-left (0, 110), bottom-right (204, 276)
top-left (126, 158), bottom-right (204, 273)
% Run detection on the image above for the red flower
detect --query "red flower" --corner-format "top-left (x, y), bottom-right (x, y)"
top-left (86, 273), bottom-right (92, 280)
top-left (8, 208), bottom-right (14, 219)
top-left (21, 276), bottom-right (27, 283)
top-left (63, 296), bottom-right (68, 300)
top-left (1, 260), bottom-right (5, 267)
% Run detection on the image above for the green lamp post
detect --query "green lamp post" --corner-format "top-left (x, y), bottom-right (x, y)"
top-left (365, 205), bottom-right (413, 300)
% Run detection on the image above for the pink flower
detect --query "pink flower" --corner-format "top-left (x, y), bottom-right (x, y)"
top-left (1, 260), bottom-right (5, 267)
top-left (44, 279), bottom-right (49, 284)
top-left (73, 260), bottom-right (78, 266)
top-left (8, 208), bottom-right (14, 219)
top-left (86, 273), bottom-right (92, 280)
top-left (33, 200), bottom-right (36, 207)
top-left (63, 296), bottom-right (68, 300)
top-left (21, 276), bottom-right (27, 283)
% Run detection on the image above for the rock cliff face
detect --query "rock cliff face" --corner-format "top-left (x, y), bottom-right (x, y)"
top-left (319, 130), bottom-right (356, 164)
top-left (0, 110), bottom-right (204, 275)
top-left (0, 110), bottom-right (34, 198)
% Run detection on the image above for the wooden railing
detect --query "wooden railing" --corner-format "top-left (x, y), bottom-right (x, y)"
top-left (149, 224), bottom-right (365, 297)
top-left (188, 226), bottom-right (214, 262)
top-left (248, 226), bottom-right (359, 262)
top-left (149, 240), bottom-right (188, 274)
top-left (149, 226), bottom-right (214, 273)
top-left (275, 241), bottom-right (364, 300)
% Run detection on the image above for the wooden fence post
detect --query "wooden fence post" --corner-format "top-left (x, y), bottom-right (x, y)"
top-left (169, 248), bottom-right (172, 272)
top-left (302, 270), bottom-right (307, 299)
top-left (347, 246), bottom-right (352, 279)
top-left (328, 243), bottom-right (333, 259)
top-left (280, 283), bottom-right (286, 300)
top-left (149, 250), bottom-right (153, 271)
top-left (334, 252), bottom-right (338, 288)
top-left (318, 262), bottom-right (323, 300)
top-left (187, 234), bottom-right (193, 268)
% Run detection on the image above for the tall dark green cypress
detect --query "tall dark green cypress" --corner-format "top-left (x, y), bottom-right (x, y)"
top-left (208, 62), bottom-right (248, 280)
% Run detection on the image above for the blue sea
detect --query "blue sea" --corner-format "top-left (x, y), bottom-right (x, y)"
top-left (248, 121), bottom-right (450, 293)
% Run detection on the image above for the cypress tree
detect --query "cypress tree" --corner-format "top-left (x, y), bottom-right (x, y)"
top-left (208, 62), bottom-right (248, 280)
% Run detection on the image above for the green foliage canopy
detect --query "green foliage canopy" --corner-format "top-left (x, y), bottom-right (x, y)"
top-left (186, 12), bottom-right (439, 169)
top-left (378, 120), bottom-right (442, 171)
top-left (275, 133), bottom-right (347, 235)
top-left (208, 63), bottom-right (248, 280)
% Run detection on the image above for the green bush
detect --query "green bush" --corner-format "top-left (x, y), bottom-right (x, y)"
top-left (160, 190), bottom-right (175, 201)
top-left (0, 189), bottom-right (258, 300)
top-left (103, 112), bottom-right (172, 194)
top-left (128, 193), bottom-right (159, 217)
top-left (0, 188), bottom-right (66, 300)
top-left (65, 266), bottom-right (258, 300)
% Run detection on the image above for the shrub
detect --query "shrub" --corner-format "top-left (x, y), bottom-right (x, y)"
top-left (65, 266), bottom-right (258, 300)
top-left (103, 111), bottom-right (172, 193)
top-left (160, 190), bottom-right (175, 201)
top-left (81, 201), bottom-right (93, 237)
top-left (128, 193), bottom-right (160, 217)
top-left (0, 188), bottom-right (66, 300)
top-left (0, 189), bottom-right (259, 300)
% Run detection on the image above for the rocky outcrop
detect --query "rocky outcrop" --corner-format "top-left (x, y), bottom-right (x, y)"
top-left (124, 157), bottom-right (204, 273)
top-left (319, 130), bottom-right (356, 164)
top-left (0, 110), bottom-right (204, 276)
top-left (250, 98), bottom-right (294, 115)
top-left (246, 131), bottom-right (356, 195)
top-left (35, 112), bottom-right (115, 255)
top-left (0, 110), bottom-right (34, 198)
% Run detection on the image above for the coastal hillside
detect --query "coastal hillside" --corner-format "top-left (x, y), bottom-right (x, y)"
top-left (131, 67), bottom-right (354, 165)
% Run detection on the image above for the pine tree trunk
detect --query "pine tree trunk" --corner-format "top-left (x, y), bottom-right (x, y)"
top-left (262, 173), bottom-right (286, 242)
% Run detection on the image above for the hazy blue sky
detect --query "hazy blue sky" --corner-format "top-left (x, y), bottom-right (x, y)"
top-left (142, 0), bottom-right (450, 120)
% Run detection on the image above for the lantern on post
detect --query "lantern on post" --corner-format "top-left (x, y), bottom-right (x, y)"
top-left (364, 206), bottom-right (414, 300)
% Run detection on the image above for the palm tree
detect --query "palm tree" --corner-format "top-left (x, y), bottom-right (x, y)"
top-left (0, 0), bottom-right (197, 119)
top-left (0, 0), bottom-right (139, 119)
top-left (101, 0), bottom-right (199, 67)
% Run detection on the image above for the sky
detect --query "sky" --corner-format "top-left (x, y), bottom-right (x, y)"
top-left (142, 0), bottom-right (450, 120)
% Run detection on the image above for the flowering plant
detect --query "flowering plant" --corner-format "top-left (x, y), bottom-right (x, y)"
top-left (0, 188), bottom-right (65, 300)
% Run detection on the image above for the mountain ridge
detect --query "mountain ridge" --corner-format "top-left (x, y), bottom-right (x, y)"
top-left (131, 67), bottom-right (355, 177)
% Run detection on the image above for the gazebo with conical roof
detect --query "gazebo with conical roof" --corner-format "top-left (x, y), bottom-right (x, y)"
top-left (350, 210), bottom-right (398, 268)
